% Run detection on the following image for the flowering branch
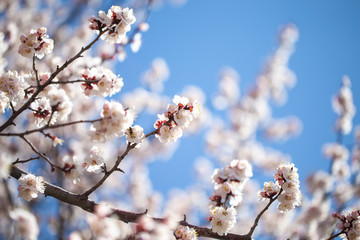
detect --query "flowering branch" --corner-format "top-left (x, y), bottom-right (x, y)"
top-left (326, 230), bottom-right (345, 240)
top-left (0, 29), bottom-right (107, 133)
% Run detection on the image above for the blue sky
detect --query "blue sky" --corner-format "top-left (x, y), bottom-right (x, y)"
top-left (116, 0), bottom-right (360, 196)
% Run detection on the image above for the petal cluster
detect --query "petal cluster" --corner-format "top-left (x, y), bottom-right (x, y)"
top-left (89, 6), bottom-right (136, 44)
top-left (174, 225), bottom-right (198, 240)
top-left (81, 67), bottom-right (124, 97)
top-left (17, 173), bottom-right (45, 201)
top-left (90, 101), bottom-right (135, 142)
top-left (210, 159), bottom-right (253, 208)
top-left (18, 27), bottom-right (54, 59)
top-left (208, 206), bottom-right (237, 236)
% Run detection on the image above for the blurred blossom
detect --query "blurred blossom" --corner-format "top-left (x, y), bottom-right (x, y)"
top-left (263, 116), bottom-right (302, 141)
top-left (306, 171), bottom-right (334, 194)
top-left (142, 58), bottom-right (170, 92)
top-left (213, 67), bottom-right (240, 110)
top-left (332, 75), bottom-right (356, 134)
top-left (322, 142), bottom-right (349, 162)
top-left (10, 208), bottom-right (39, 240)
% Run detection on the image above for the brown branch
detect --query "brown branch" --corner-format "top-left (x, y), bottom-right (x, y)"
top-left (10, 166), bottom-right (250, 240)
top-left (32, 55), bottom-right (40, 87)
top-left (12, 156), bottom-right (41, 165)
top-left (0, 29), bottom-right (106, 133)
top-left (20, 135), bottom-right (61, 172)
top-left (326, 229), bottom-right (345, 240)
top-left (50, 79), bottom-right (99, 85)
top-left (247, 189), bottom-right (283, 237)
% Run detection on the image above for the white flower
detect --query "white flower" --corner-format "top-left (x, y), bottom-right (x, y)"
top-left (142, 58), bottom-right (169, 92)
top-left (227, 159), bottom-right (253, 181)
top-left (17, 173), bottom-right (45, 201)
top-left (90, 101), bottom-right (135, 142)
top-left (10, 208), bottom-right (39, 240)
top-left (126, 125), bottom-right (145, 147)
top-left (27, 97), bottom-right (55, 127)
top-left (175, 225), bottom-right (198, 240)
top-left (89, 6), bottom-right (136, 44)
top-left (18, 27), bottom-right (53, 59)
top-left (209, 206), bottom-right (236, 236)
top-left (83, 146), bottom-right (105, 174)
top-left (81, 67), bottom-right (123, 97)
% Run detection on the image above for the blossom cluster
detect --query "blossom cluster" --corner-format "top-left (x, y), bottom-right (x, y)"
top-left (174, 225), bottom-right (198, 240)
top-left (26, 84), bottom-right (73, 127)
top-left (89, 5), bottom-right (136, 44)
top-left (259, 162), bottom-right (301, 212)
top-left (207, 206), bottom-right (237, 236)
top-left (125, 124), bottom-right (145, 147)
top-left (81, 67), bottom-right (124, 97)
top-left (334, 210), bottom-right (360, 240)
top-left (0, 70), bottom-right (26, 112)
top-left (323, 142), bottom-right (350, 179)
top-left (18, 27), bottom-right (54, 59)
top-left (17, 173), bottom-right (45, 201)
top-left (209, 159), bottom-right (253, 208)
top-left (62, 146), bottom-right (105, 184)
top-left (154, 95), bottom-right (200, 143)
top-left (207, 159), bottom-right (252, 235)
top-left (90, 101), bottom-right (135, 142)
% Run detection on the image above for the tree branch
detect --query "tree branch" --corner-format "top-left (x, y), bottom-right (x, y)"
top-left (10, 166), bottom-right (251, 240)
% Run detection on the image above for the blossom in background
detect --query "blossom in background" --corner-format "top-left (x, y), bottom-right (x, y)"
top-left (89, 5), bottom-right (136, 44)
top-left (82, 146), bottom-right (105, 174)
top-left (142, 58), bottom-right (170, 92)
top-left (18, 27), bottom-right (54, 59)
top-left (81, 67), bottom-right (124, 97)
top-left (90, 101), bottom-right (135, 142)
top-left (126, 125), bottom-right (145, 147)
top-left (154, 95), bottom-right (200, 143)
top-left (17, 173), bottom-right (45, 201)
top-left (208, 206), bottom-right (237, 236)
top-left (332, 76), bottom-right (356, 135)
top-left (174, 225), bottom-right (198, 240)
top-left (9, 208), bottom-right (39, 240)
top-left (0, 153), bottom-right (11, 179)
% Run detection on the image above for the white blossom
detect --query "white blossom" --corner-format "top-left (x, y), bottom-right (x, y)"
top-left (17, 173), bottom-right (45, 201)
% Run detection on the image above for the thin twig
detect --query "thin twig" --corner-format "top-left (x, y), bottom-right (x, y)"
top-left (20, 135), bottom-right (61, 171)
top-left (326, 229), bottom-right (345, 240)
top-left (247, 189), bottom-right (283, 237)
top-left (12, 156), bottom-right (41, 165)
top-left (32, 55), bottom-right (40, 87)
top-left (0, 118), bottom-right (102, 137)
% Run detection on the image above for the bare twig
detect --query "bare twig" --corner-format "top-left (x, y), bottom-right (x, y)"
top-left (12, 156), bottom-right (41, 165)
top-left (32, 55), bottom-right (40, 87)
